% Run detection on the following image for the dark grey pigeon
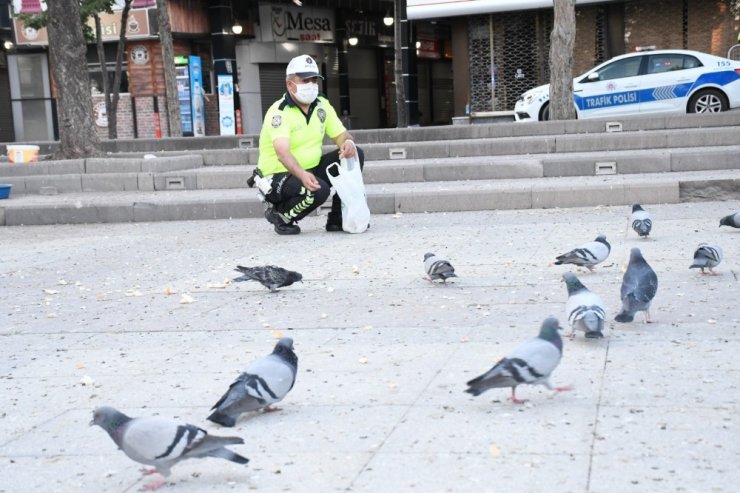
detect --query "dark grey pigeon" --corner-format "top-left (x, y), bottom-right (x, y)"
top-left (423, 253), bottom-right (457, 283)
top-left (208, 338), bottom-right (298, 427)
top-left (689, 243), bottom-right (723, 275)
top-left (554, 234), bottom-right (611, 272)
top-left (91, 406), bottom-right (249, 491)
top-left (719, 213), bottom-right (740, 228)
top-left (563, 272), bottom-right (606, 339)
top-left (615, 248), bottom-right (658, 323)
top-left (234, 265), bottom-right (302, 292)
top-left (464, 317), bottom-right (571, 403)
top-left (631, 204), bottom-right (652, 238)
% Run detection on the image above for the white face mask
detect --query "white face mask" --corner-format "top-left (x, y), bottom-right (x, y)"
top-left (291, 80), bottom-right (318, 104)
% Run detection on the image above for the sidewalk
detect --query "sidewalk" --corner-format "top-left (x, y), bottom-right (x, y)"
top-left (1, 201), bottom-right (739, 492)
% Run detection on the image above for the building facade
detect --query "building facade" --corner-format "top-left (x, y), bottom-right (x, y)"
top-left (4, 0), bottom-right (739, 144)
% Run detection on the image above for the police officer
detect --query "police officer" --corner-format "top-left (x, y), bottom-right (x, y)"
top-left (254, 54), bottom-right (364, 235)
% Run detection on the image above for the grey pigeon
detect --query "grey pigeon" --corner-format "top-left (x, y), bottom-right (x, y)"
top-left (631, 204), bottom-right (652, 238)
top-left (234, 265), bottom-right (302, 292)
top-left (91, 406), bottom-right (249, 491)
top-left (464, 317), bottom-right (571, 403)
top-left (423, 253), bottom-right (457, 283)
top-left (563, 272), bottom-right (606, 339)
top-left (614, 248), bottom-right (658, 323)
top-left (719, 213), bottom-right (740, 228)
top-left (689, 243), bottom-right (723, 275)
top-left (208, 337), bottom-right (298, 427)
top-left (554, 234), bottom-right (611, 272)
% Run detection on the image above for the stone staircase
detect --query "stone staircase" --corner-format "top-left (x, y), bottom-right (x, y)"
top-left (1, 111), bottom-right (739, 226)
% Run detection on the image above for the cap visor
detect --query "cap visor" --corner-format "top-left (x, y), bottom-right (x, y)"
top-left (294, 72), bottom-right (324, 80)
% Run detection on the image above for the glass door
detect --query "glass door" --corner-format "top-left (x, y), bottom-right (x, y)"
top-left (8, 53), bottom-right (55, 141)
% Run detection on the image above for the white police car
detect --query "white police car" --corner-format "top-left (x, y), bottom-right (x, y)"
top-left (514, 49), bottom-right (740, 121)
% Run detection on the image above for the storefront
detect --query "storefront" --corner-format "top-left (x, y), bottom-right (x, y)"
top-left (409, 0), bottom-right (740, 115)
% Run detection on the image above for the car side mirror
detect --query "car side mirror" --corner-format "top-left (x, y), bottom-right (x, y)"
top-left (587, 72), bottom-right (600, 82)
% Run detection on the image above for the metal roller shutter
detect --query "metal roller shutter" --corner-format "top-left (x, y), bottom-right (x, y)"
top-left (259, 64), bottom-right (287, 117)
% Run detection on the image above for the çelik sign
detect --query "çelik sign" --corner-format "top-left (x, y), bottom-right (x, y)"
top-left (259, 3), bottom-right (334, 43)
top-left (217, 74), bottom-right (235, 136)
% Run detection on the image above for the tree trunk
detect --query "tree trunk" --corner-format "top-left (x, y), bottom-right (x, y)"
top-left (46, 0), bottom-right (102, 158)
top-left (549, 0), bottom-right (577, 121)
top-left (156, 0), bottom-right (182, 137)
top-left (109, 0), bottom-right (133, 140)
top-left (393, 0), bottom-right (407, 127)
top-left (94, 15), bottom-right (111, 140)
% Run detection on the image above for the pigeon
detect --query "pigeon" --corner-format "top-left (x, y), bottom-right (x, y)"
top-left (719, 213), bottom-right (740, 228)
top-left (554, 234), bottom-right (611, 272)
top-left (689, 243), bottom-right (723, 275)
top-left (614, 248), bottom-right (658, 323)
top-left (91, 406), bottom-right (249, 491)
top-left (631, 204), bottom-right (652, 238)
top-left (562, 272), bottom-right (606, 339)
top-left (233, 265), bottom-right (302, 292)
top-left (464, 317), bottom-right (571, 404)
top-left (208, 338), bottom-right (298, 427)
top-left (423, 253), bottom-right (457, 283)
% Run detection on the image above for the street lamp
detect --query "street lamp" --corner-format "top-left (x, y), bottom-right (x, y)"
top-left (383, 13), bottom-right (394, 26)
top-left (232, 22), bottom-right (242, 34)
top-left (348, 37), bottom-right (358, 46)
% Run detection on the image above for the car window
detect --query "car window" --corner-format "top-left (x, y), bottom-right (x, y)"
top-left (594, 57), bottom-right (643, 81)
top-left (647, 54), bottom-right (685, 74)
top-left (647, 54), bottom-right (704, 74)
top-left (683, 55), bottom-right (702, 69)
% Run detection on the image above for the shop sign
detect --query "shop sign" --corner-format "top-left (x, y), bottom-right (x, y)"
top-left (259, 3), bottom-right (334, 43)
top-left (416, 39), bottom-right (441, 59)
top-left (13, 9), bottom-right (152, 46)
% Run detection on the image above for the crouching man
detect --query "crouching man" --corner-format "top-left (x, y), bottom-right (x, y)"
top-left (253, 54), bottom-right (364, 235)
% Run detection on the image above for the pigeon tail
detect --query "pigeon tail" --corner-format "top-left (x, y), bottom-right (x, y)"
top-left (206, 448), bottom-right (250, 465)
top-left (207, 410), bottom-right (237, 428)
top-left (614, 311), bottom-right (634, 323)
top-left (584, 330), bottom-right (604, 339)
top-left (689, 259), bottom-right (708, 269)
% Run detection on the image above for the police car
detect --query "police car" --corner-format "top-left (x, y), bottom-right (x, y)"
top-left (514, 49), bottom-right (740, 121)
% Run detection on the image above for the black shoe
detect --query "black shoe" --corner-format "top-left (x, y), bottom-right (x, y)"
top-left (326, 212), bottom-right (343, 232)
top-left (274, 222), bottom-right (301, 235)
top-left (265, 207), bottom-right (300, 235)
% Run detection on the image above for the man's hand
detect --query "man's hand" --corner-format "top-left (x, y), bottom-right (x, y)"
top-left (300, 171), bottom-right (321, 192)
top-left (339, 139), bottom-right (357, 159)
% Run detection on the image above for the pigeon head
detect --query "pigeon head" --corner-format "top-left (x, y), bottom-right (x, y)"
top-left (423, 253), bottom-right (435, 261)
top-left (90, 406), bottom-right (131, 433)
top-left (719, 214), bottom-right (734, 227)
top-left (562, 272), bottom-right (587, 295)
top-left (273, 337), bottom-right (298, 367)
top-left (628, 247), bottom-right (645, 264)
top-left (289, 271), bottom-right (303, 284)
top-left (632, 204), bottom-right (644, 213)
top-left (538, 317), bottom-right (564, 347)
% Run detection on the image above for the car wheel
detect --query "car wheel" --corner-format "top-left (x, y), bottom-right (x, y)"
top-left (539, 103), bottom-right (550, 121)
top-left (688, 89), bottom-right (728, 114)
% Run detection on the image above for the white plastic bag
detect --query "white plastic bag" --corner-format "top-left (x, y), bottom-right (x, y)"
top-left (326, 157), bottom-right (370, 234)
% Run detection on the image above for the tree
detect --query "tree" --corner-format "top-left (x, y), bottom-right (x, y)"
top-left (156, 0), bottom-right (182, 137)
top-left (46, 0), bottom-right (102, 158)
top-left (548, 0), bottom-right (577, 120)
top-left (21, 0), bottom-right (129, 141)
top-left (103, 0), bottom-right (133, 139)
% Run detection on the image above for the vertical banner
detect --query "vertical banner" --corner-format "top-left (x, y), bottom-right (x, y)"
top-left (217, 74), bottom-right (236, 136)
top-left (189, 56), bottom-right (205, 137)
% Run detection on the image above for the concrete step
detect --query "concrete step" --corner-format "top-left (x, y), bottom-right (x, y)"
top-left (2, 168), bottom-right (738, 226)
top-left (4, 145), bottom-right (739, 196)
